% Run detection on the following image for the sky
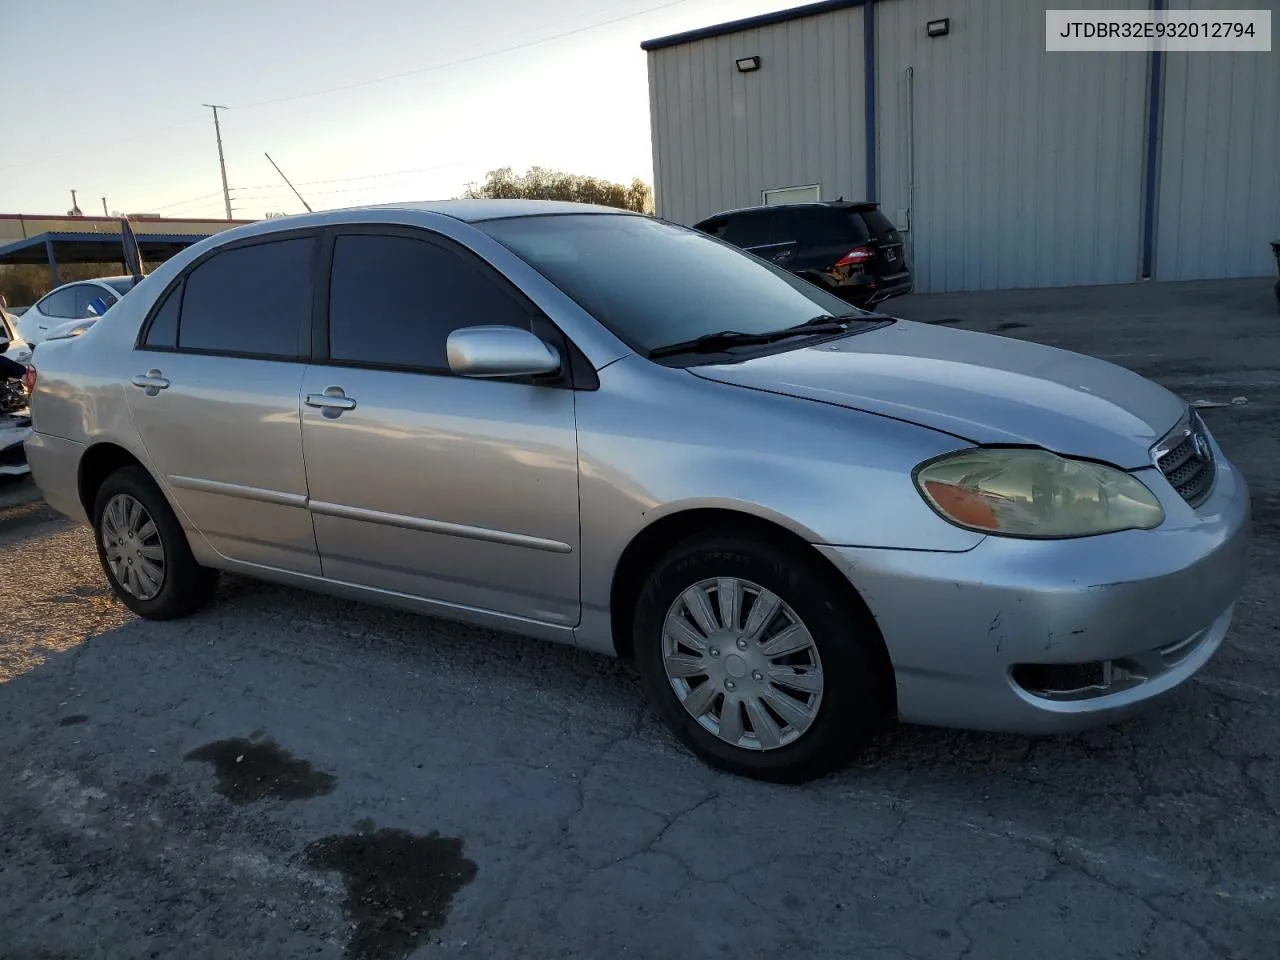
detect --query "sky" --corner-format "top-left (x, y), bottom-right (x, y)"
top-left (0, 0), bottom-right (795, 219)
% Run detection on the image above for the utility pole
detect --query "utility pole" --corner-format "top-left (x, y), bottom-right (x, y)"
top-left (101, 197), bottom-right (109, 216)
top-left (202, 104), bottom-right (233, 219)
top-left (264, 152), bottom-right (313, 212)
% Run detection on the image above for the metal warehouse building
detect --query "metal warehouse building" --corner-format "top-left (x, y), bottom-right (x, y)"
top-left (641, 0), bottom-right (1278, 292)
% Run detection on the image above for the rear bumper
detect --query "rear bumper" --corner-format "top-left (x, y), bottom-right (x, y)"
top-left (823, 272), bottom-right (913, 305)
top-left (817, 454), bottom-right (1251, 734)
top-left (0, 420), bottom-right (31, 476)
top-left (25, 430), bottom-right (87, 522)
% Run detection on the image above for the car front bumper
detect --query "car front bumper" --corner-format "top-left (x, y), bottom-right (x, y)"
top-left (816, 453), bottom-right (1251, 734)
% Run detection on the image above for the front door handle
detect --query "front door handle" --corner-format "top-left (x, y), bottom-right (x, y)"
top-left (305, 386), bottom-right (357, 418)
top-left (131, 369), bottom-right (170, 396)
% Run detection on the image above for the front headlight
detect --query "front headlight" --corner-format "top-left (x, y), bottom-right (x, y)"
top-left (914, 448), bottom-right (1164, 538)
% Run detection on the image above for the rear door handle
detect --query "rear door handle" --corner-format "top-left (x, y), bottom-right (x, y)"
top-left (305, 386), bottom-right (357, 418)
top-left (131, 369), bottom-right (170, 395)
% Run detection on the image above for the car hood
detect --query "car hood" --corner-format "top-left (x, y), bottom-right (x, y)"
top-left (689, 320), bottom-right (1185, 469)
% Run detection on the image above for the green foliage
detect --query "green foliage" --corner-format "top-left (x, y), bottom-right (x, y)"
top-left (461, 166), bottom-right (653, 213)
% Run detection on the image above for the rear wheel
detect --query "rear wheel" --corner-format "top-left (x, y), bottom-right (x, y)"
top-left (633, 532), bottom-right (893, 783)
top-left (92, 465), bottom-right (218, 619)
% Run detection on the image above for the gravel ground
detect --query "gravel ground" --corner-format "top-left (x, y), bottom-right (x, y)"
top-left (0, 277), bottom-right (1276, 960)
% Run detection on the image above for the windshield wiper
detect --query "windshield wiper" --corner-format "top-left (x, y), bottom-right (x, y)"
top-left (798, 311), bottom-right (894, 327)
top-left (649, 320), bottom-right (852, 359)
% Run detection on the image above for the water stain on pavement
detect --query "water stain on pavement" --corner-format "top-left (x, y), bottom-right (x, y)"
top-left (305, 827), bottom-right (478, 960)
top-left (184, 737), bottom-right (336, 804)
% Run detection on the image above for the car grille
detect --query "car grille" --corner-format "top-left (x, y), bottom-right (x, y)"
top-left (1153, 411), bottom-right (1216, 507)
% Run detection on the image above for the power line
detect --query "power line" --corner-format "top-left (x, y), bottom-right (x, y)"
top-left (144, 189), bottom-right (231, 212)
top-left (235, 0), bottom-right (694, 110)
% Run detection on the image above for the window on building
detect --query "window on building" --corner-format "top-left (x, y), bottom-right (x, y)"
top-left (762, 184), bottom-right (821, 206)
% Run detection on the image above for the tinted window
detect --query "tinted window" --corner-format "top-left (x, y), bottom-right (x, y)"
top-left (720, 213), bottom-right (773, 248)
top-left (482, 215), bottom-right (858, 354)
top-left (142, 282), bottom-right (182, 348)
top-left (327, 233), bottom-right (531, 370)
top-left (178, 237), bottom-right (312, 357)
top-left (861, 208), bottom-right (900, 242)
top-left (37, 287), bottom-right (78, 318)
top-left (778, 209), bottom-right (868, 246)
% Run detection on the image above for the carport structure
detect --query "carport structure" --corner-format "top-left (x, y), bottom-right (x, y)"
top-left (0, 230), bottom-right (218, 287)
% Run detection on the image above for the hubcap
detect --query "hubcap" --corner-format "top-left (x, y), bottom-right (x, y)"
top-left (661, 577), bottom-right (824, 751)
top-left (101, 494), bottom-right (165, 601)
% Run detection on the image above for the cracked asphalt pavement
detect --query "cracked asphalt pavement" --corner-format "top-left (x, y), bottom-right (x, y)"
top-left (1, 278), bottom-right (1277, 959)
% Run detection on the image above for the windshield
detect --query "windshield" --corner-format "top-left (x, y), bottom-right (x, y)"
top-left (480, 214), bottom-right (861, 353)
top-left (103, 277), bottom-right (138, 295)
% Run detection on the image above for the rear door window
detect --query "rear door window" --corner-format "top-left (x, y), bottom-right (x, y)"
top-left (720, 213), bottom-right (775, 248)
top-left (74, 286), bottom-right (115, 318)
top-left (326, 232), bottom-right (532, 372)
top-left (175, 236), bottom-right (314, 358)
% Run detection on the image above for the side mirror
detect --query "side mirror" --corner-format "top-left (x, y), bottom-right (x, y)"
top-left (447, 325), bottom-right (561, 379)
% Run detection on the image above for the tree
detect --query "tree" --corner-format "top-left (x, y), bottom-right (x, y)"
top-left (461, 166), bottom-right (653, 213)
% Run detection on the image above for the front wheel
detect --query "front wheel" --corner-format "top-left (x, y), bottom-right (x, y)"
top-left (632, 533), bottom-right (894, 783)
top-left (92, 465), bottom-right (219, 619)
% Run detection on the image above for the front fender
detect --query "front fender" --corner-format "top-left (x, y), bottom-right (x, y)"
top-left (573, 356), bottom-right (982, 652)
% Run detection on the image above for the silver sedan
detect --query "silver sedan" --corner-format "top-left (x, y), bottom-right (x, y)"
top-left (25, 201), bottom-right (1251, 782)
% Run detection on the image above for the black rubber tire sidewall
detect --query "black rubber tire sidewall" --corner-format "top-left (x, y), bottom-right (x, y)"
top-left (633, 533), bottom-right (892, 783)
top-left (92, 465), bottom-right (217, 620)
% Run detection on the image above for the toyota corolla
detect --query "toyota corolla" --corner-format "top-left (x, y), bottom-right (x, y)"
top-left (24, 201), bottom-right (1251, 782)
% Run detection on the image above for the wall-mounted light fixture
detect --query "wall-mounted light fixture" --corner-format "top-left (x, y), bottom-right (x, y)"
top-left (735, 56), bottom-right (761, 72)
top-left (926, 18), bottom-right (950, 38)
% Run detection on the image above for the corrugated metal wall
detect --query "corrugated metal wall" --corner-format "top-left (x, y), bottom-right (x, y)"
top-left (875, 0), bottom-right (1149, 292)
top-left (1156, 0), bottom-right (1280, 281)
top-left (648, 7), bottom-right (866, 227)
top-left (646, 0), bottom-right (1276, 292)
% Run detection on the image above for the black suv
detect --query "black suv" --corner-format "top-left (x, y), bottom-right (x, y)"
top-left (693, 201), bottom-right (912, 307)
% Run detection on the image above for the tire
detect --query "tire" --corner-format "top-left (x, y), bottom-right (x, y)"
top-left (633, 532), bottom-right (894, 783)
top-left (92, 465), bottom-right (219, 619)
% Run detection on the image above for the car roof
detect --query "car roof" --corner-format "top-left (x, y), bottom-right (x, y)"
top-left (163, 199), bottom-right (644, 262)
top-left (697, 200), bottom-right (880, 223)
top-left (46, 276), bottom-right (134, 290)
top-left (362, 199), bottom-right (636, 223)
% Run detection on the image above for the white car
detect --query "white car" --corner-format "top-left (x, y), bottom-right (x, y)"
top-left (0, 320), bottom-right (30, 477)
top-left (17, 276), bottom-right (137, 346)
top-left (1, 307), bottom-right (32, 366)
